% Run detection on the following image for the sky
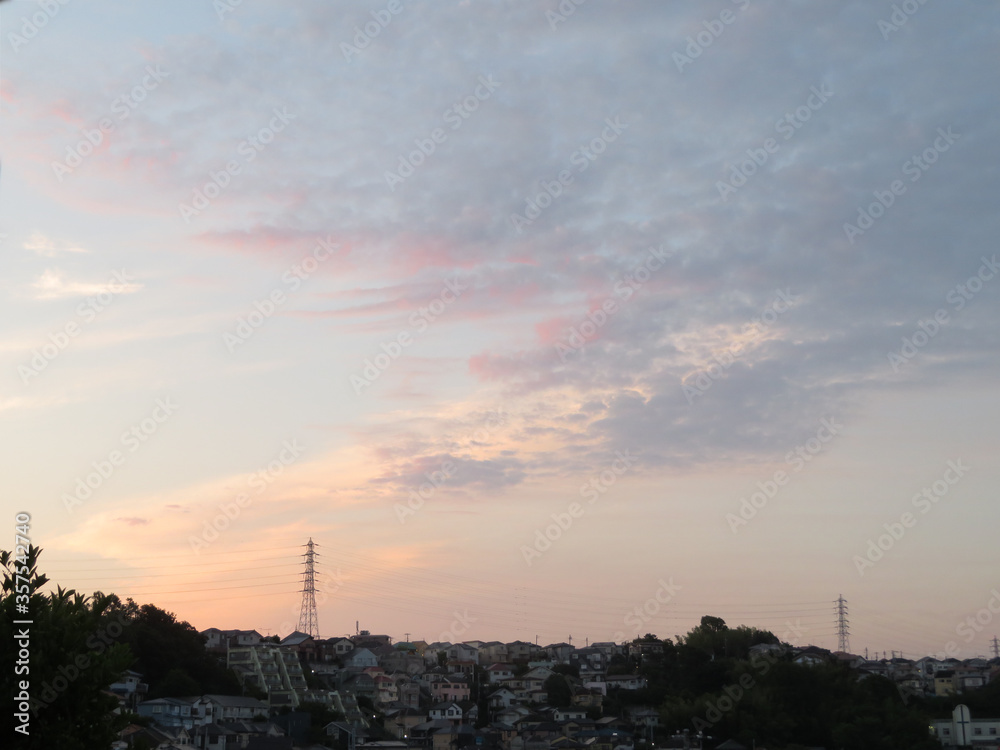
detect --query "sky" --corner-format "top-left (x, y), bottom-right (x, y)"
top-left (1, 0), bottom-right (998, 660)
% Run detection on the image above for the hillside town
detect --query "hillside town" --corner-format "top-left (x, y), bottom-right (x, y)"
top-left (114, 629), bottom-right (1000, 750)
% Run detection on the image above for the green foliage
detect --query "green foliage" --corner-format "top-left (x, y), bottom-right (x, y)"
top-left (544, 673), bottom-right (573, 708)
top-left (103, 598), bottom-right (242, 698)
top-left (154, 668), bottom-right (201, 698)
top-left (552, 663), bottom-right (580, 679)
top-left (679, 615), bottom-right (778, 660)
top-left (299, 700), bottom-right (347, 743)
top-left (2, 546), bottom-right (134, 750)
top-left (650, 622), bottom-right (942, 749)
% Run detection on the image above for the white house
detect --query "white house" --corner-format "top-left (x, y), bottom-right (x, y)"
top-left (194, 695), bottom-right (269, 724)
top-left (137, 697), bottom-right (199, 729)
top-left (345, 647), bottom-right (379, 669)
top-left (931, 705), bottom-right (1000, 748)
top-left (428, 701), bottom-right (463, 723)
top-left (488, 663), bottom-right (515, 683)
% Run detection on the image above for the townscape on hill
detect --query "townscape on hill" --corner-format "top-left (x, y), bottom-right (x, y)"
top-left (4, 551), bottom-right (999, 750)
top-left (118, 623), bottom-right (1000, 750)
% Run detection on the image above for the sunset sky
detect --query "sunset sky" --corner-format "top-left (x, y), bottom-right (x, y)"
top-left (2, 0), bottom-right (998, 659)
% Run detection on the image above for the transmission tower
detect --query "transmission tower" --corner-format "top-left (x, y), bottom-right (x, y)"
top-left (297, 538), bottom-right (319, 638)
top-left (835, 594), bottom-right (850, 653)
top-left (991, 636), bottom-right (999, 659)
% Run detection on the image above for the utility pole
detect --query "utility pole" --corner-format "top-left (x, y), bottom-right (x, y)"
top-left (835, 595), bottom-right (850, 653)
top-left (297, 538), bottom-right (319, 638)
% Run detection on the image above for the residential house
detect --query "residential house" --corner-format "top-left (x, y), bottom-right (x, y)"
top-left (195, 695), bottom-right (270, 725)
top-left (432, 675), bottom-right (471, 703)
top-left (553, 707), bottom-right (588, 721)
top-left (109, 669), bottom-right (148, 711)
top-left (935, 670), bottom-right (957, 697)
top-left (430, 724), bottom-right (483, 750)
top-left (545, 643), bottom-right (575, 664)
top-left (342, 671), bottom-right (378, 704)
top-left (395, 677), bottom-right (421, 709)
top-left (447, 643), bottom-right (480, 662)
top-left (626, 706), bottom-right (659, 729)
top-left (137, 697), bottom-right (199, 730)
top-left (280, 631), bottom-right (319, 662)
top-left (479, 642), bottom-right (510, 666)
top-left (345, 647), bottom-right (380, 670)
top-left (447, 659), bottom-right (476, 676)
top-left (524, 666), bottom-right (556, 683)
top-left (507, 641), bottom-right (537, 662)
top-left (384, 707), bottom-right (426, 739)
top-left (428, 701), bottom-right (464, 723)
top-left (202, 628), bottom-right (263, 653)
top-left (352, 631), bottom-right (393, 649)
top-left (488, 688), bottom-right (518, 710)
top-left (319, 637), bottom-right (355, 662)
top-left (792, 646), bottom-right (832, 667)
top-left (380, 649), bottom-right (425, 675)
top-left (572, 687), bottom-right (603, 710)
top-left (589, 643), bottom-right (623, 658)
top-left (487, 663), bottom-right (515, 684)
top-left (374, 673), bottom-right (399, 705)
top-left (604, 675), bottom-right (646, 691)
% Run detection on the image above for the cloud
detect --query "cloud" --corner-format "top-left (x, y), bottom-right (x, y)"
top-left (24, 233), bottom-right (88, 257)
top-left (116, 517), bottom-right (150, 526)
top-left (28, 269), bottom-right (143, 300)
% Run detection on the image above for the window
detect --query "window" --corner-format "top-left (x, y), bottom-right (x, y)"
top-left (974, 728), bottom-right (982, 735)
